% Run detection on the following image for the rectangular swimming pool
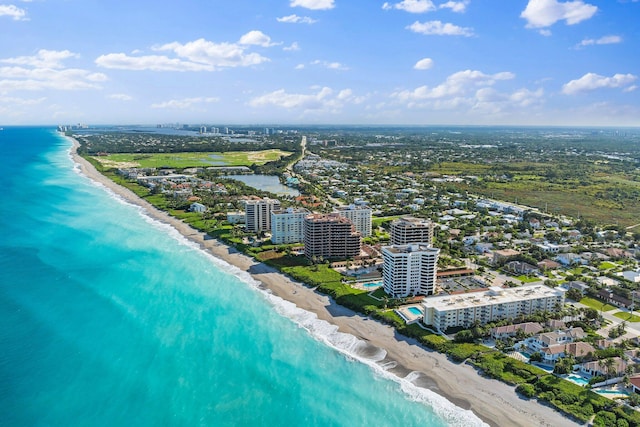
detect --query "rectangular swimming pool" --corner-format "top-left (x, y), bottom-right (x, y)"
top-left (407, 307), bottom-right (423, 316)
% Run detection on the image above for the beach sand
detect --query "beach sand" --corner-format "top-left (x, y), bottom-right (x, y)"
top-left (69, 138), bottom-right (579, 427)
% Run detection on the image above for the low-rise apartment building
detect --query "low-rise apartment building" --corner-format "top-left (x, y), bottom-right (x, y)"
top-left (423, 285), bottom-right (565, 333)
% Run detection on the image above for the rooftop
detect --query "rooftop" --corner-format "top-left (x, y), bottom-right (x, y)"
top-left (423, 284), bottom-right (564, 311)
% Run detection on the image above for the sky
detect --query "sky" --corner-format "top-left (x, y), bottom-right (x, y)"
top-left (0, 0), bottom-right (639, 126)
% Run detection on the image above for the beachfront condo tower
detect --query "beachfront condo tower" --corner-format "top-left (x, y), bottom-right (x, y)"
top-left (270, 207), bottom-right (310, 244)
top-left (381, 243), bottom-right (439, 298)
top-left (303, 213), bottom-right (361, 260)
top-left (245, 198), bottom-right (281, 233)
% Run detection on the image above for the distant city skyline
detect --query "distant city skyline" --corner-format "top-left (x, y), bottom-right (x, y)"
top-left (1, 0), bottom-right (639, 126)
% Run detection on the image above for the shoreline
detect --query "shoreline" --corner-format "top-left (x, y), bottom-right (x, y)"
top-left (68, 137), bottom-right (579, 427)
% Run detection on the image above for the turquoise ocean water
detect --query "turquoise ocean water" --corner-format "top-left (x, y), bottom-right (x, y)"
top-left (0, 127), bottom-right (485, 427)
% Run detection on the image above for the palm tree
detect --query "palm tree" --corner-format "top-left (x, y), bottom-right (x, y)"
top-left (603, 357), bottom-right (616, 380)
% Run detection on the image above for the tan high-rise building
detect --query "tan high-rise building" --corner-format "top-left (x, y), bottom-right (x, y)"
top-left (244, 198), bottom-right (281, 233)
top-left (390, 216), bottom-right (434, 246)
top-left (303, 213), bottom-right (361, 260)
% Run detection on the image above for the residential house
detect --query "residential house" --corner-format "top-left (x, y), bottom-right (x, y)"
top-left (537, 259), bottom-right (560, 271)
top-left (579, 357), bottom-right (627, 378)
top-left (491, 322), bottom-right (543, 340)
top-left (492, 249), bottom-right (520, 266)
top-left (523, 327), bottom-right (586, 354)
top-left (555, 253), bottom-right (587, 266)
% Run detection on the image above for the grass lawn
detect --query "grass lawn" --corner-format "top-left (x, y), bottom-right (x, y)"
top-left (598, 261), bottom-right (617, 270)
top-left (579, 297), bottom-right (616, 312)
top-left (516, 275), bottom-right (541, 283)
top-left (91, 149), bottom-right (292, 169)
top-left (613, 312), bottom-right (640, 322)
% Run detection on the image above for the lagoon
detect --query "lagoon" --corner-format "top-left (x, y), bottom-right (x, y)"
top-left (225, 174), bottom-right (300, 197)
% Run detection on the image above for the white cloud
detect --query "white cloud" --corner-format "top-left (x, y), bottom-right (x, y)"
top-left (0, 5), bottom-right (27, 20)
top-left (392, 69), bottom-right (515, 101)
top-left (577, 35), bottom-right (622, 47)
top-left (238, 30), bottom-right (277, 47)
top-left (151, 97), bottom-right (219, 109)
top-left (1, 50), bottom-right (78, 68)
top-left (0, 50), bottom-right (107, 92)
top-left (290, 0), bottom-right (334, 10)
top-left (414, 57), bottom-right (434, 70)
top-left (391, 70), bottom-right (544, 118)
top-left (96, 38), bottom-right (269, 71)
top-left (311, 60), bottom-right (349, 70)
top-left (107, 93), bottom-right (133, 101)
top-left (439, 1), bottom-right (470, 13)
top-left (250, 87), bottom-right (334, 109)
top-left (249, 86), bottom-right (363, 112)
top-left (277, 14), bottom-right (317, 24)
top-left (521, 0), bottom-right (597, 29)
top-left (407, 20), bottom-right (474, 36)
top-left (295, 63), bottom-right (305, 69)
top-left (382, 0), bottom-right (436, 13)
top-left (562, 72), bottom-right (637, 94)
top-left (0, 96), bottom-right (45, 105)
top-left (284, 42), bottom-right (301, 51)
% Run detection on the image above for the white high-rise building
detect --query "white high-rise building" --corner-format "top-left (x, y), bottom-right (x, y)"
top-left (271, 208), bottom-right (310, 244)
top-left (390, 216), bottom-right (434, 246)
top-left (334, 205), bottom-right (372, 237)
top-left (382, 243), bottom-right (439, 298)
top-left (244, 198), bottom-right (281, 233)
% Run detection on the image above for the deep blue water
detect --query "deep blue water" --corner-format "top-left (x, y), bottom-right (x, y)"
top-left (0, 127), bottom-right (484, 426)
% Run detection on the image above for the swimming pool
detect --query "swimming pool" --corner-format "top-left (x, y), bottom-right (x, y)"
top-left (363, 282), bottom-right (382, 288)
top-left (566, 374), bottom-right (589, 386)
top-left (519, 351), bottom-right (531, 359)
top-left (407, 307), bottom-right (423, 316)
top-left (596, 389), bottom-right (630, 396)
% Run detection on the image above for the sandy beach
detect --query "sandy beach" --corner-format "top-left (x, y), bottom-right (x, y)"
top-left (69, 138), bottom-right (580, 427)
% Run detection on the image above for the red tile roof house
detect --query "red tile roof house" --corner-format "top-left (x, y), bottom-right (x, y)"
top-left (491, 322), bottom-right (543, 340)
top-left (630, 374), bottom-right (640, 394)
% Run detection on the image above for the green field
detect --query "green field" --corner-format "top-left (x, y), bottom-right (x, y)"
top-left (91, 149), bottom-right (292, 169)
top-left (579, 297), bottom-right (617, 312)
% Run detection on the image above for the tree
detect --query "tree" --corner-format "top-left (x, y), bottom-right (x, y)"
top-left (566, 288), bottom-right (583, 302)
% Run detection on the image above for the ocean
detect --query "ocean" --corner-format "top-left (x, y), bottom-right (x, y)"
top-left (0, 127), bottom-right (484, 427)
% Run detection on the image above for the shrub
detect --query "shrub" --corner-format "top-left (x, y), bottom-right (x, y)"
top-left (515, 383), bottom-right (536, 398)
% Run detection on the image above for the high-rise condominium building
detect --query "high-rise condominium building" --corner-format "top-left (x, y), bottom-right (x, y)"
top-left (303, 213), bottom-right (361, 260)
top-left (382, 243), bottom-right (439, 298)
top-left (390, 216), bottom-right (434, 246)
top-left (270, 207), bottom-right (310, 244)
top-left (244, 198), bottom-right (281, 233)
top-left (334, 205), bottom-right (372, 237)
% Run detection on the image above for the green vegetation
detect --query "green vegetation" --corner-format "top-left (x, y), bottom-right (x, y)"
top-left (516, 275), bottom-right (541, 283)
top-left (598, 261), bottom-right (618, 270)
top-left (580, 297), bottom-right (617, 312)
top-left (614, 312), bottom-right (640, 322)
top-left (91, 149), bottom-right (292, 169)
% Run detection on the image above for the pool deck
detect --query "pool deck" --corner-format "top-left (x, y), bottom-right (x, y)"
top-left (395, 305), bottom-right (424, 324)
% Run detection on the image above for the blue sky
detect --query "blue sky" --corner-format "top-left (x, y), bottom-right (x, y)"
top-left (1, 0), bottom-right (638, 126)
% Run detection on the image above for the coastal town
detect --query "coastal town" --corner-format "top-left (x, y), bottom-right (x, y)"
top-left (74, 126), bottom-right (640, 426)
